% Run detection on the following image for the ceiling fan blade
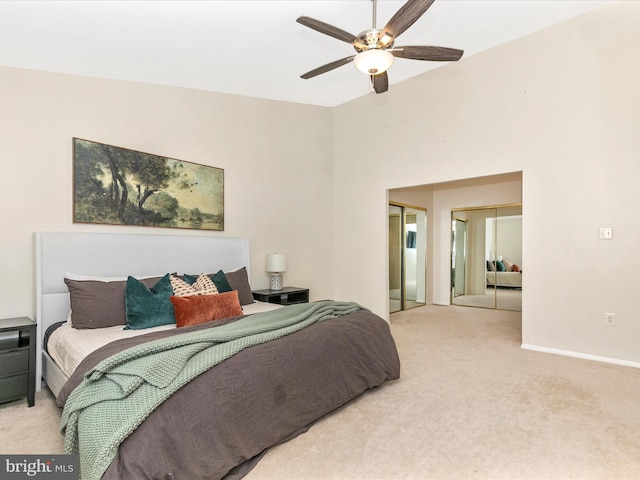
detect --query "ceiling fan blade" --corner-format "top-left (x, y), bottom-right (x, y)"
top-left (301, 56), bottom-right (356, 80)
top-left (297, 16), bottom-right (357, 45)
top-left (392, 45), bottom-right (464, 62)
top-left (383, 0), bottom-right (436, 40)
top-left (371, 72), bottom-right (389, 94)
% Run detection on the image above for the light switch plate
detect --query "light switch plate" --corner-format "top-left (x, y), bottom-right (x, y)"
top-left (599, 227), bottom-right (613, 239)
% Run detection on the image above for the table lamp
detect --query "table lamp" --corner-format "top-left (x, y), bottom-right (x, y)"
top-left (265, 253), bottom-right (287, 291)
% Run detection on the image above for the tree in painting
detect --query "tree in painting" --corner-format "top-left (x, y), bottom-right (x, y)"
top-left (73, 139), bottom-right (224, 230)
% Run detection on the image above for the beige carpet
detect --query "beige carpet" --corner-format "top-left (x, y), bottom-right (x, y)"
top-left (1, 305), bottom-right (640, 479)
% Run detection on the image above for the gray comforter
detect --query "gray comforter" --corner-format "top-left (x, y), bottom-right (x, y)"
top-left (57, 306), bottom-right (400, 480)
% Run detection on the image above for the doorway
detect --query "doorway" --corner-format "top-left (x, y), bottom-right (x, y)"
top-left (389, 203), bottom-right (427, 313)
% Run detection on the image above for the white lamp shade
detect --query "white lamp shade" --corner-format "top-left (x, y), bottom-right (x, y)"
top-left (353, 49), bottom-right (395, 75)
top-left (266, 253), bottom-right (287, 273)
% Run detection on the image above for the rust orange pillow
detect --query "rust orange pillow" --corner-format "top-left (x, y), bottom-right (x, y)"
top-left (170, 291), bottom-right (243, 327)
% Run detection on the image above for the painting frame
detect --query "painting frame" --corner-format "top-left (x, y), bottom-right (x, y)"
top-left (73, 138), bottom-right (224, 231)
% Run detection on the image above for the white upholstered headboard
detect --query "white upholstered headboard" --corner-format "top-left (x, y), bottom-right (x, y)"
top-left (34, 231), bottom-right (250, 391)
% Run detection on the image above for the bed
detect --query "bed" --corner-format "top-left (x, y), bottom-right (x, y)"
top-left (35, 232), bottom-right (400, 480)
top-left (486, 259), bottom-right (522, 288)
top-left (485, 271), bottom-right (522, 288)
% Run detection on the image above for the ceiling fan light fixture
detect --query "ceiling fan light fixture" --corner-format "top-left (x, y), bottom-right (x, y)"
top-left (353, 49), bottom-right (394, 76)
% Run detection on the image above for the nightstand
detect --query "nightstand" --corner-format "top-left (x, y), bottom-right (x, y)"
top-left (252, 287), bottom-right (309, 306)
top-left (0, 317), bottom-right (36, 407)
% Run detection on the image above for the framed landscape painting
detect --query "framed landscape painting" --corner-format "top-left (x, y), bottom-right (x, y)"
top-left (73, 138), bottom-right (224, 231)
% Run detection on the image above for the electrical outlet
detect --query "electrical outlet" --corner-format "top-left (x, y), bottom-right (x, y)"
top-left (604, 313), bottom-right (616, 326)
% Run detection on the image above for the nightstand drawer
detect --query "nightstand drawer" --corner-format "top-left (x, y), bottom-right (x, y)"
top-left (0, 374), bottom-right (28, 403)
top-left (0, 349), bottom-right (29, 377)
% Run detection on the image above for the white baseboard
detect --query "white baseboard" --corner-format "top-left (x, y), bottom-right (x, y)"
top-left (521, 344), bottom-right (640, 369)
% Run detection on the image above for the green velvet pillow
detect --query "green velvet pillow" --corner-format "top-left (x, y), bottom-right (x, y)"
top-left (211, 270), bottom-right (233, 292)
top-left (124, 274), bottom-right (175, 330)
top-left (184, 270), bottom-right (233, 293)
top-left (496, 260), bottom-right (506, 272)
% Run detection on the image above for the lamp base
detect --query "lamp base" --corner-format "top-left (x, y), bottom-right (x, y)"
top-left (270, 273), bottom-right (283, 291)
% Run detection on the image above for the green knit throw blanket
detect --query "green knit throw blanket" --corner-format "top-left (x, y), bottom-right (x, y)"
top-left (60, 300), bottom-right (362, 480)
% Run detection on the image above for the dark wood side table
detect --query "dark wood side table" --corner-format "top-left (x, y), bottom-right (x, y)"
top-left (252, 287), bottom-right (309, 306)
top-left (0, 317), bottom-right (36, 407)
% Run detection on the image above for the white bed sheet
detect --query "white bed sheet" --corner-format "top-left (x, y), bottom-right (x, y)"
top-left (48, 301), bottom-right (284, 378)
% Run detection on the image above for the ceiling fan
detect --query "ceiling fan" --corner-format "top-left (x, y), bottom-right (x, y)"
top-left (297, 0), bottom-right (463, 94)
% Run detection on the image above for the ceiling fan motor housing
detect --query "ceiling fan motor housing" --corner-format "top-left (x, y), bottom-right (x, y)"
top-left (354, 29), bottom-right (395, 52)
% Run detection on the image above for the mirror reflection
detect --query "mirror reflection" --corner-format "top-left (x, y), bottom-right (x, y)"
top-left (389, 205), bottom-right (402, 313)
top-left (451, 205), bottom-right (522, 311)
top-left (389, 204), bottom-right (426, 313)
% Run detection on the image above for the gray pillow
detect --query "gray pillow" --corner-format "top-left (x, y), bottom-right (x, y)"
top-left (225, 267), bottom-right (255, 306)
top-left (64, 276), bottom-right (166, 329)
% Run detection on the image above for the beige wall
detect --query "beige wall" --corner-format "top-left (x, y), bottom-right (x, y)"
top-left (0, 66), bottom-right (334, 319)
top-left (333, 2), bottom-right (640, 364)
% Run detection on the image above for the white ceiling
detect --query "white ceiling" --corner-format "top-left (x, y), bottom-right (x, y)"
top-left (0, 0), bottom-right (610, 107)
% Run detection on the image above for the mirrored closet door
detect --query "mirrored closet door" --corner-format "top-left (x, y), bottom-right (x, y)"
top-left (451, 205), bottom-right (522, 311)
top-left (389, 204), bottom-right (427, 313)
